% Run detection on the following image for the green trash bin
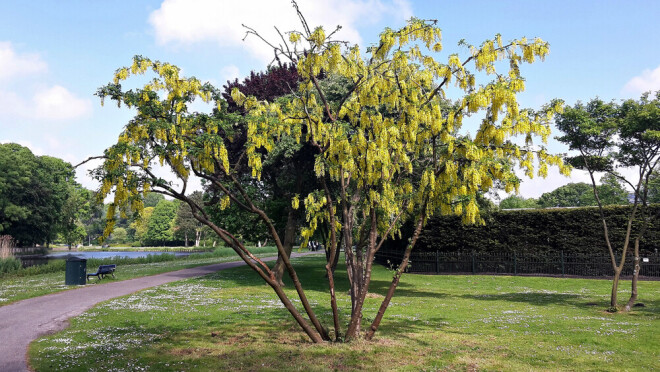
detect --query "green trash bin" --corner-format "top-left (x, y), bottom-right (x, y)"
top-left (65, 257), bottom-right (87, 285)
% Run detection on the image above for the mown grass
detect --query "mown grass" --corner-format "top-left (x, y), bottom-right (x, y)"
top-left (28, 255), bottom-right (659, 371)
top-left (77, 246), bottom-right (216, 252)
top-left (0, 247), bottom-right (277, 306)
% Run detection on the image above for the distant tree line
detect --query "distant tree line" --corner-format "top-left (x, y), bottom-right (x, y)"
top-left (0, 143), bottom-right (280, 248)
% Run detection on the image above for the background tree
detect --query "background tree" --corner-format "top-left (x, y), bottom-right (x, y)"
top-left (131, 206), bottom-right (154, 245)
top-left (499, 195), bottom-right (539, 209)
top-left (648, 169), bottom-right (660, 203)
top-left (143, 192), bottom-right (164, 208)
top-left (94, 7), bottom-right (566, 343)
top-left (174, 191), bottom-right (207, 247)
top-left (81, 192), bottom-right (106, 246)
top-left (143, 199), bottom-right (178, 246)
top-left (597, 173), bottom-right (629, 205)
top-left (222, 64), bottom-right (315, 285)
top-left (537, 183), bottom-right (597, 208)
top-left (109, 227), bottom-right (128, 244)
top-left (555, 92), bottom-right (660, 311)
top-left (58, 185), bottom-right (92, 248)
top-left (0, 143), bottom-right (76, 247)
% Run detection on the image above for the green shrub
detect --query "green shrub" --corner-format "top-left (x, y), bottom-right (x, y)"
top-left (0, 257), bottom-right (21, 274)
top-left (386, 204), bottom-right (660, 256)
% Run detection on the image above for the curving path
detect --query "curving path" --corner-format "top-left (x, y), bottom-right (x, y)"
top-left (0, 253), bottom-right (316, 372)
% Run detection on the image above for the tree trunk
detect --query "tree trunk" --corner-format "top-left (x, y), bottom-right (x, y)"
top-left (624, 239), bottom-right (641, 312)
top-left (324, 230), bottom-right (340, 276)
top-left (184, 232), bottom-right (189, 247)
top-left (610, 268), bottom-right (622, 310)
top-left (273, 206), bottom-right (297, 286)
top-left (366, 210), bottom-right (426, 340)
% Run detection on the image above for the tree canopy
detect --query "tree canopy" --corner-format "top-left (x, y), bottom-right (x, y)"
top-left (142, 199), bottom-right (178, 246)
top-left (0, 143), bottom-right (80, 247)
top-left (499, 195), bottom-right (539, 209)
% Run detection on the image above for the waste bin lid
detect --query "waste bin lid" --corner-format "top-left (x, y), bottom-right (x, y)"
top-left (66, 256), bottom-right (87, 262)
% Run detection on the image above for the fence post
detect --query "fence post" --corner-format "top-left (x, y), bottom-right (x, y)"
top-left (472, 251), bottom-right (476, 274)
top-left (435, 250), bottom-right (439, 274)
top-left (561, 250), bottom-right (565, 277)
top-left (514, 252), bottom-right (517, 276)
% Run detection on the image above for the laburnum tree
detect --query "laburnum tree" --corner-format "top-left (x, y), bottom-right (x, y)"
top-left (94, 8), bottom-right (567, 342)
top-left (555, 92), bottom-right (660, 312)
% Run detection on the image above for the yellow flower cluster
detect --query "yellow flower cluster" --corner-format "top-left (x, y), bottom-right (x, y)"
top-left (238, 18), bottom-right (569, 236)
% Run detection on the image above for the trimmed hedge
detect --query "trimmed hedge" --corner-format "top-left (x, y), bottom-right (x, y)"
top-left (394, 205), bottom-right (660, 256)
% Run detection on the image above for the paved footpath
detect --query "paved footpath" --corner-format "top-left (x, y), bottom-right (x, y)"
top-left (0, 253), bottom-right (315, 372)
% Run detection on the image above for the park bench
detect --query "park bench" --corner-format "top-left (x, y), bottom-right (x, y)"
top-left (86, 264), bottom-right (116, 281)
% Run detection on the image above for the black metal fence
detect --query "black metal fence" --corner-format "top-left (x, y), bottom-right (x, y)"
top-left (374, 248), bottom-right (660, 278)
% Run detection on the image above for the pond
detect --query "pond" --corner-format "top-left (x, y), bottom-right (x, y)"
top-left (19, 251), bottom-right (195, 267)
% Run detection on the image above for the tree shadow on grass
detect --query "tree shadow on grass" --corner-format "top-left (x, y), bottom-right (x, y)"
top-left (624, 298), bottom-right (660, 316)
top-left (460, 292), bottom-right (587, 307)
top-left (367, 278), bottom-right (448, 299)
top-left (139, 317), bottom-right (449, 371)
top-left (205, 255), bottom-right (442, 298)
top-left (460, 291), bottom-right (660, 315)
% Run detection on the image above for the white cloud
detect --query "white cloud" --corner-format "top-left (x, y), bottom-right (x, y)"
top-left (149, 0), bottom-right (412, 63)
top-left (0, 85), bottom-right (92, 121)
top-left (622, 65), bottom-right (660, 96)
top-left (0, 41), bottom-right (47, 81)
top-left (33, 85), bottom-right (93, 120)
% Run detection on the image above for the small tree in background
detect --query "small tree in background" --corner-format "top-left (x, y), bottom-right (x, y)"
top-left (109, 227), bottom-right (128, 245)
top-left (142, 200), bottom-right (178, 246)
top-left (174, 191), bottom-right (207, 247)
top-left (555, 92), bottom-right (660, 311)
top-left (130, 206), bottom-right (153, 245)
top-left (537, 182), bottom-right (597, 208)
top-left (499, 195), bottom-right (539, 209)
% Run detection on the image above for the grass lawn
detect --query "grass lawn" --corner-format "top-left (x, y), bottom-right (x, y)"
top-left (0, 247), bottom-right (277, 306)
top-left (28, 254), bottom-right (659, 371)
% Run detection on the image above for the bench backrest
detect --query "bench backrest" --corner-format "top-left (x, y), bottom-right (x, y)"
top-left (98, 264), bottom-right (116, 273)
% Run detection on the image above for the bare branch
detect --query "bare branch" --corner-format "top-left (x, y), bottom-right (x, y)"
top-left (74, 155), bottom-right (107, 169)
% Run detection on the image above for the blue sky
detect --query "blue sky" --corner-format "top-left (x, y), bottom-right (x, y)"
top-left (1, 0), bottom-right (659, 198)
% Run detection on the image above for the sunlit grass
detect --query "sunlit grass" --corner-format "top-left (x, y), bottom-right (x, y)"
top-left (28, 255), bottom-right (659, 371)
